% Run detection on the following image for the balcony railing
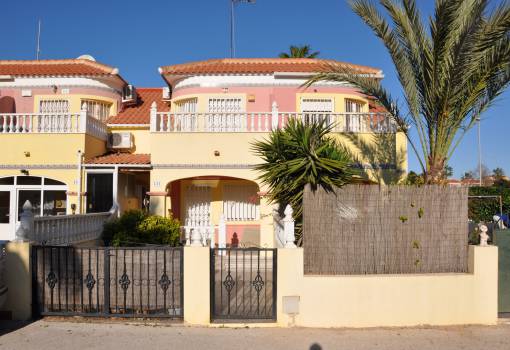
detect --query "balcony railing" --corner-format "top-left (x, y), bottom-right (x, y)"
top-left (151, 111), bottom-right (396, 133)
top-left (0, 103), bottom-right (108, 140)
top-left (150, 102), bottom-right (396, 133)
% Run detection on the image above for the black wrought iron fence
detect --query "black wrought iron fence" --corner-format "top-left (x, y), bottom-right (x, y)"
top-left (31, 246), bottom-right (183, 318)
top-left (210, 248), bottom-right (277, 321)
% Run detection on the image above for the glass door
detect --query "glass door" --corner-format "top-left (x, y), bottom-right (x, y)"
top-left (0, 190), bottom-right (14, 240)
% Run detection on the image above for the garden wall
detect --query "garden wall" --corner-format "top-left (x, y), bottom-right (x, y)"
top-left (303, 185), bottom-right (469, 275)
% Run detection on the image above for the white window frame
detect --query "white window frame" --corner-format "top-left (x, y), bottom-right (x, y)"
top-left (81, 99), bottom-right (112, 122)
top-left (173, 97), bottom-right (198, 113)
top-left (0, 176), bottom-right (68, 220)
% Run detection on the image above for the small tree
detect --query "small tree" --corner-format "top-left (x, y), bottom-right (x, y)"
top-left (279, 45), bottom-right (320, 58)
top-left (493, 167), bottom-right (506, 179)
top-left (252, 119), bottom-right (357, 242)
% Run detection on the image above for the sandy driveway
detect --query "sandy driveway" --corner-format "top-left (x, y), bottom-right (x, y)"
top-left (1, 320), bottom-right (510, 350)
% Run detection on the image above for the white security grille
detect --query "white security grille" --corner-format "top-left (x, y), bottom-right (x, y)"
top-left (208, 98), bottom-right (243, 113)
top-left (39, 100), bottom-right (70, 114)
top-left (301, 98), bottom-right (334, 113)
top-left (223, 183), bottom-right (260, 221)
top-left (301, 98), bottom-right (333, 125)
top-left (184, 185), bottom-right (212, 226)
top-left (174, 98), bottom-right (198, 113)
top-left (82, 100), bottom-right (111, 122)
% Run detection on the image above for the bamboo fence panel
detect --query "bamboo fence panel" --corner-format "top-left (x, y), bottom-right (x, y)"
top-left (302, 185), bottom-right (468, 275)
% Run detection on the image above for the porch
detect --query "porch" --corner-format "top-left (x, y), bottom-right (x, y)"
top-left (161, 176), bottom-right (267, 248)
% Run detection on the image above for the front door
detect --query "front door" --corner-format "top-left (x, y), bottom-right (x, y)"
top-left (0, 190), bottom-right (14, 240)
top-left (86, 173), bottom-right (113, 213)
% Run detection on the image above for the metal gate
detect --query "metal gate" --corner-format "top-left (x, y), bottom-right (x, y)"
top-left (32, 246), bottom-right (183, 318)
top-left (210, 248), bottom-right (277, 321)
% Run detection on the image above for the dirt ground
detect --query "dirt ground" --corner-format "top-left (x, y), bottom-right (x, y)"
top-left (1, 319), bottom-right (510, 350)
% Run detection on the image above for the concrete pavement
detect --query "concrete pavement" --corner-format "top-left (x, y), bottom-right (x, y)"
top-left (1, 320), bottom-right (510, 350)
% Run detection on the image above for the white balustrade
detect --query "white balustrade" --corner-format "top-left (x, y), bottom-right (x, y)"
top-left (15, 200), bottom-right (117, 245)
top-left (151, 111), bottom-right (396, 133)
top-left (0, 106), bottom-right (107, 139)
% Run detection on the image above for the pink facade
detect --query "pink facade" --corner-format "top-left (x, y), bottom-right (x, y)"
top-left (172, 85), bottom-right (368, 112)
top-left (0, 87), bottom-right (121, 113)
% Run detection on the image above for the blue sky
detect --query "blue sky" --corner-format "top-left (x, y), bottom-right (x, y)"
top-left (2, 0), bottom-right (509, 178)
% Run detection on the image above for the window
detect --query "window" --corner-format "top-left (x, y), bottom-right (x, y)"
top-left (0, 177), bottom-right (14, 185)
top-left (345, 99), bottom-right (366, 132)
top-left (208, 98), bottom-right (243, 113)
top-left (86, 173), bottom-right (113, 213)
top-left (39, 100), bottom-right (70, 114)
top-left (345, 99), bottom-right (364, 113)
top-left (174, 98), bottom-right (198, 113)
top-left (223, 183), bottom-right (260, 221)
top-left (206, 97), bottom-right (245, 131)
top-left (82, 100), bottom-right (111, 122)
top-left (0, 176), bottom-right (67, 221)
top-left (43, 191), bottom-right (67, 216)
top-left (17, 176), bottom-right (42, 185)
top-left (301, 98), bottom-right (333, 125)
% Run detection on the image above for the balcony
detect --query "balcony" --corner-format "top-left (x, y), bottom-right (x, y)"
top-left (0, 104), bottom-right (108, 140)
top-left (151, 110), bottom-right (396, 134)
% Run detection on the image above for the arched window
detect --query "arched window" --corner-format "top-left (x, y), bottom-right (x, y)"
top-left (0, 176), bottom-right (68, 219)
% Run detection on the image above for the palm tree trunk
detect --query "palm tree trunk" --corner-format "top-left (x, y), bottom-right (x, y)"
top-left (425, 156), bottom-right (446, 184)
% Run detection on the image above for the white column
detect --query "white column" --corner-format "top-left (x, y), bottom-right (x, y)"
top-left (112, 166), bottom-right (119, 217)
top-left (76, 150), bottom-right (83, 214)
top-left (79, 102), bottom-right (88, 133)
top-left (150, 101), bottom-right (157, 132)
top-left (271, 101), bottom-right (279, 130)
top-left (283, 204), bottom-right (296, 248)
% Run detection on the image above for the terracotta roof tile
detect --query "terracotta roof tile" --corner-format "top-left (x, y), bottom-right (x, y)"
top-left (107, 88), bottom-right (169, 125)
top-left (161, 58), bottom-right (382, 76)
top-left (0, 59), bottom-right (120, 77)
top-left (85, 153), bottom-right (151, 165)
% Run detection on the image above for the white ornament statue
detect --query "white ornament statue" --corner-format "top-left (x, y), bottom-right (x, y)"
top-left (479, 224), bottom-right (489, 246)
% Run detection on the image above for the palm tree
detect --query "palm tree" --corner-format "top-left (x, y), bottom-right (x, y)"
top-left (279, 45), bottom-right (320, 58)
top-left (306, 0), bottom-right (510, 183)
top-left (493, 167), bottom-right (506, 179)
top-left (252, 119), bottom-right (357, 241)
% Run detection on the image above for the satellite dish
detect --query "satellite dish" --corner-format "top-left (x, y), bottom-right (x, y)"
top-left (77, 54), bottom-right (96, 62)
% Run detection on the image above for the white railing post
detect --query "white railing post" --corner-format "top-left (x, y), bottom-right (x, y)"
top-left (15, 200), bottom-right (34, 242)
top-left (218, 214), bottom-right (226, 250)
top-left (283, 204), bottom-right (296, 248)
top-left (271, 101), bottom-right (279, 130)
top-left (150, 101), bottom-right (157, 132)
top-left (79, 102), bottom-right (87, 133)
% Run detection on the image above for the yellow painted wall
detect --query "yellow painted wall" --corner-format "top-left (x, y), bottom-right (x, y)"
top-left (109, 127), bottom-right (151, 154)
top-left (277, 246), bottom-right (498, 328)
top-left (0, 242), bottom-right (32, 321)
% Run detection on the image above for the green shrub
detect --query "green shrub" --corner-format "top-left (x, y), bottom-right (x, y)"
top-left (468, 185), bottom-right (510, 222)
top-left (102, 210), bottom-right (182, 247)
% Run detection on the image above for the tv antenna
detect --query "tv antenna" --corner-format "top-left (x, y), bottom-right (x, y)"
top-left (36, 19), bottom-right (41, 60)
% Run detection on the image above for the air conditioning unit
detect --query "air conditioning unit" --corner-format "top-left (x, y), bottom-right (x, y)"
top-left (122, 84), bottom-right (137, 104)
top-left (162, 87), bottom-right (171, 100)
top-left (107, 132), bottom-right (133, 150)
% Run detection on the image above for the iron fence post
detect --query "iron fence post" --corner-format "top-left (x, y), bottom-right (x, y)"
top-left (104, 247), bottom-right (110, 315)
